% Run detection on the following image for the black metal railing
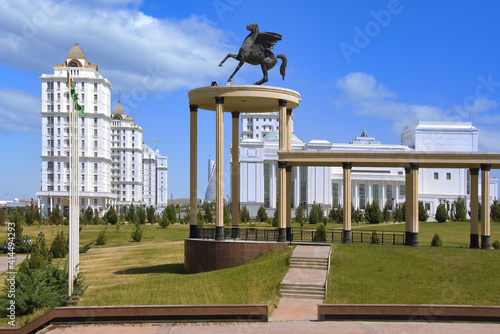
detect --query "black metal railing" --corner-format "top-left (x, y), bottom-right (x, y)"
top-left (198, 227), bottom-right (279, 242)
top-left (293, 229), bottom-right (405, 245)
top-left (198, 227), bottom-right (405, 245)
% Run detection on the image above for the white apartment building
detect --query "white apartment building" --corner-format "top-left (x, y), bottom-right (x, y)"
top-left (37, 43), bottom-right (114, 216)
top-left (238, 115), bottom-right (498, 218)
top-left (37, 44), bottom-right (168, 216)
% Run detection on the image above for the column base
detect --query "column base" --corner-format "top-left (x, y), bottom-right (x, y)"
top-left (405, 232), bottom-right (419, 247)
top-left (231, 227), bottom-right (239, 239)
top-left (215, 226), bottom-right (224, 241)
top-left (189, 225), bottom-right (199, 239)
top-left (286, 227), bottom-right (292, 242)
top-left (469, 234), bottom-right (479, 249)
top-left (481, 235), bottom-right (491, 249)
top-left (342, 230), bottom-right (352, 244)
top-left (278, 228), bottom-right (287, 242)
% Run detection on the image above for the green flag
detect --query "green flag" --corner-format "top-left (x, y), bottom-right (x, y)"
top-left (67, 71), bottom-right (84, 116)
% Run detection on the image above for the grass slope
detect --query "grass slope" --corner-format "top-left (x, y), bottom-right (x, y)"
top-left (326, 244), bottom-right (500, 305)
top-left (79, 243), bottom-right (292, 311)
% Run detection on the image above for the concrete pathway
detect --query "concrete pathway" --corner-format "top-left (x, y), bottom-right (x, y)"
top-left (0, 254), bottom-right (26, 273)
top-left (269, 245), bottom-right (330, 322)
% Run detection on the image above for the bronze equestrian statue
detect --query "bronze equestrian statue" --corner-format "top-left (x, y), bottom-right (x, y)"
top-left (219, 23), bottom-right (287, 85)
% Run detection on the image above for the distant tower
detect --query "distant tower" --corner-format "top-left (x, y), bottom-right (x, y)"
top-left (205, 158), bottom-right (216, 202)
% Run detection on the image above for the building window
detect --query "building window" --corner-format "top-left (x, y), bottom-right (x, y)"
top-left (399, 184), bottom-right (405, 196)
top-left (300, 166), bottom-right (307, 205)
top-left (446, 173), bottom-right (451, 180)
top-left (386, 185), bottom-right (393, 210)
top-left (434, 172), bottom-right (439, 180)
top-left (359, 184), bottom-right (366, 210)
top-left (425, 203), bottom-right (431, 211)
top-left (332, 183), bottom-right (339, 208)
top-left (264, 162), bottom-right (270, 208)
top-left (373, 184), bottom-right (379, 204)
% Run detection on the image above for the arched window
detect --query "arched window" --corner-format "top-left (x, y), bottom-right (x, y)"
top-left (47, 161), bottom-right (54, 171)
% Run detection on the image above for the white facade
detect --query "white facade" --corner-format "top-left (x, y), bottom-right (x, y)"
top-left (110, 101), bottom-right (144, 210)
top-left (37, 44), bottom-right (168, 216)
top-left (238, 116), bottom-right (498, 217)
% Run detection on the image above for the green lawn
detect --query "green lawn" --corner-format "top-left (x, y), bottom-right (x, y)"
top-left (352, 221), bottom-right (500, 248)
top-left (78, 243), bottom-right (291, 310)
top-left (326, 244), bottom-right (500, 305)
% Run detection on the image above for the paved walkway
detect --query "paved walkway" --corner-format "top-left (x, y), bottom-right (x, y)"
top-left (269, 245), bottom-right (330, 321)
top-left (39, 321), bottom-right (500, 333)
top-left (0, 255), bottom-right (26, 273)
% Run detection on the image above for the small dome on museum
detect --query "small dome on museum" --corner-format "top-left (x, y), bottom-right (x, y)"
top-left (112, 100), bottom-right (125, 115)
top-left (67, 43), bottom-right (86, 60)
top-left (361, 128), bottom-right (368, 137)
top-left (263, 130), bottom-right (300, 141)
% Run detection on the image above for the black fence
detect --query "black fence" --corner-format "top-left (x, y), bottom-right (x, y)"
top-left (293, 229), bottom-right (405, 245)
top-left (198, 227), bottom-right (405, 246)
top-left (198, 227), bottom-right (279, 242)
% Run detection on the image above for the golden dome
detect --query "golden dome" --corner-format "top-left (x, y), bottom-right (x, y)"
top-left (67, 43), bottom-right (86, 60)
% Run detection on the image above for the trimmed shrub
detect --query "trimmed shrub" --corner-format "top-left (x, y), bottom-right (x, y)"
top-left (240, 205), bottom-right (250, 223)
top-left (296, 205), bottom-right (305, 228)
top-left (272, 207), bottom-right (279, 227)
top-left (131, 223), bottom-right (143, 242)
top-left (365, 201), bottom-right (383, 224)
top-left (452, 197), bottom-right (467, 222)
top-left (371, 231), bottom-right (379, 244)
top-left (382, 201), bottom-right (391, 222)
top-left (435, 204), bottom-right (449, 223)
top-left (313, 223), bottom-right (326, 242)
top-left (309, 203), bottom-right (325, 225)
top-left (256, 205), bottom-right (268, 223)
top-left (418, 201), bottom-right (429, 222)
top-left (50, 230), bottom-right (67, 258)
top-left (492, 240), bottom-right (500, 250)
top-left (431, 233), bottom-right (443, 247)
top-left (95, 228), bottom-right (108, 245)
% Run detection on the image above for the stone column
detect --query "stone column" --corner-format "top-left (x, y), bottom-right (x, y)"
top-left (470, 168), bottom-right (479, 249)
top-left (189, 104), bottom-right (199, 239)
top-left (286, 108), bottom-right (292, 241)
top-left (277, 99), bottom-right (287, 242)
top-left (481, 164), bottom-right (491, 249)
top-left (215, 97), bottom-right (225, 241)
top-left (286, 165), bottom-right (292, 241)
top-left (404, 167), bottom-right (410, 236)
top-left (342, 162), bottom-right (352, 244)
top-left (406, 163), bottom-right (419, 246)
top-left (231, 111), bottom-right (240, 239)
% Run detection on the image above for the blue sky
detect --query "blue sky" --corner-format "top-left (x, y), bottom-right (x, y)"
top-left (1, 0), bottom-right (500, 201)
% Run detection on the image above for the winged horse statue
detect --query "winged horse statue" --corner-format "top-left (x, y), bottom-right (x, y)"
top-left (218, 23), bottom-right (287, 85)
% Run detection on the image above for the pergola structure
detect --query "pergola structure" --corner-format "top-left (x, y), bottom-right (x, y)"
top-left (278, 150), bottom-right (500, 248)
top-left (187, 84), bottom-right (499, 250)
top-left (188, 85), bottom-right (300, 242)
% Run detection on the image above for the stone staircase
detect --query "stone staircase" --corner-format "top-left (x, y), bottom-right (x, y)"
top-left (280, 282), bottom-right (325, 299)
top-left (290, 256), bottom-right (329, 270)
top-left (279, 248), bottom-right (330, 300)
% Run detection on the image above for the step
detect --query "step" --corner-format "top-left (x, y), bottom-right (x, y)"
top-left (280, 292), bottom-right (324, 300)
top-left (290, 264), bottom-right (327, 270)
top-left (281, 283), bottom-right (325, 290)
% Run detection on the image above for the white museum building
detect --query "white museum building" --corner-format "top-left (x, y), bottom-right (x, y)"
top-left (37, 44), bottom-right (168, 216)
top-left (238, 113), bottom-right (498, 218)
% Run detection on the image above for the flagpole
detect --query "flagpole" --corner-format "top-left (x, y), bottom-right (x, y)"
top-left (68, 71), bottom-right (80, 296)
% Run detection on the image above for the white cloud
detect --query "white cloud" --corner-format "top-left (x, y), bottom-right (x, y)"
top-left (335, 72), bottom-right (500, 149)
top-left (0, 88), bottom-right (40, 134)
top-left (0, 0), bottom-right (234, 94)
